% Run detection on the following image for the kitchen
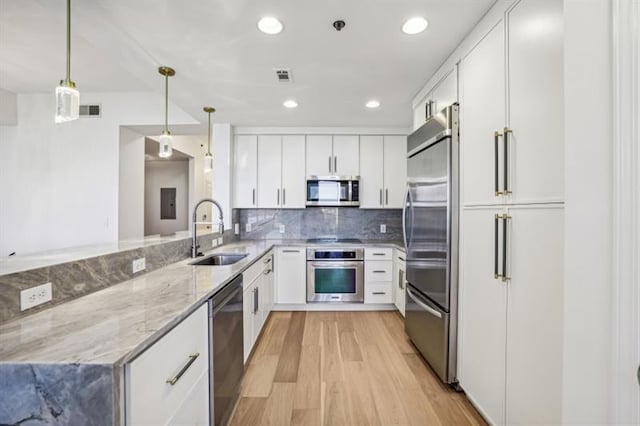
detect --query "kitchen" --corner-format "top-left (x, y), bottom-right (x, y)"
top-left (0, 0), bottom-right (638, 425)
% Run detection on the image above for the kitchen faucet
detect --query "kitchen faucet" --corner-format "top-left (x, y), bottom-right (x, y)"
top-left (192, 198), bottom-right (224, 258)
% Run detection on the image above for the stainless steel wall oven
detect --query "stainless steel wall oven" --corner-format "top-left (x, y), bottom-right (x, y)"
top-left (306, 248), bottom-right (364, 302)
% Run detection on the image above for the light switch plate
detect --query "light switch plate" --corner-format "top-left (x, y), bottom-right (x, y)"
top-left (20, 282), bottom-right (53, 311)
top-left (380, 224), bottom-right (387, 233)
top-left (279, 224), bottom-right (285, 233)
top-left (246, 223), bottom-right (252, 232)
top-left (132, 257), bottom-right (146, 273)
top-left (217, 237), bottom-right (223, 245)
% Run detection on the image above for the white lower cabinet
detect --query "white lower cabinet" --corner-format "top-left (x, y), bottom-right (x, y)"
top-left (243, 252), bottom-right (274, 362)
top-left (275, 247), bottom-right (306, 304)
top-left (459, 205), bottom-right (563, 425)
top-left (364, 247), bottom-right (393, 304)
top-left (126, 303), bottom-right (209, 426)
top-left (393, 249), bottom-right (406, 316)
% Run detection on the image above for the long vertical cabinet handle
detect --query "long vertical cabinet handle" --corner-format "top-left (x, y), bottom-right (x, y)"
top-left (277, 189), bottom-right (280, 206)
top-left (282, 188), bottom-right (286, 206)
top-left (504, 128), bottom-right (512, 195)
top-left (502, 214), bottom-right (511, 281)
top-left (385, 189), bottom-right (389, 205)
top-left (494, 214), bottom-right (500, 279)
top-left (253, 287), bottom-right (259, 314)
top-left (494, 131), bottom-right (503, 196)
top-left (380, 189), bottom-right (383, 206)
top-left (328, 156), bottom-right (332, 173)
top-left (252, 188), bottom-right (256, 206)
top-left (334, 156), bottom-right (338, 173)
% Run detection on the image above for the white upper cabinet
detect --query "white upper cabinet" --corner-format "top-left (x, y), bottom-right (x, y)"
top-left (507, 0), bottom-right (564, 204)
top-left (460, 19), bottom-right (506, 206)
top-left (431, 69), bottom-right (457, 115)
top-left (359, 136), bottom-right (385, 208)
top-left (281, 135), bottom-right (306, 208)
top-left (257, 135), bottom-right (282, 208)
top-left (359, 135), bottom-right (406, 209)
top-left (306, 135), bottom-right (359, 176)
top-left (234, 135), bottom-right (258, 208)
top-left (383, 136), bottom-right (407, 208)
top-left (306, 135), bottom-right (333, 176)
top-left (332, 135), bottom-right (360, 176)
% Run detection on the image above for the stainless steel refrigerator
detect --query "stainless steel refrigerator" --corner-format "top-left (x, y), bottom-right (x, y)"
top-left (403, 104), bottom-right (459, 385)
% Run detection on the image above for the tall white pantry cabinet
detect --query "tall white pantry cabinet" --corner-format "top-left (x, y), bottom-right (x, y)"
top-left (457, 0), bottom-right (564, 425)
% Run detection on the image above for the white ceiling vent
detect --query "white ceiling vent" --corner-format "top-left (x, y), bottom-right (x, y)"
top-left (274, 68), bottom-right (292, 83)
top-left (79, 104), bottom-right (101, 117)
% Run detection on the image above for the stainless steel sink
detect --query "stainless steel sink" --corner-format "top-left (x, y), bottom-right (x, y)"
top-left (190, 253), bottom-right (248, 266)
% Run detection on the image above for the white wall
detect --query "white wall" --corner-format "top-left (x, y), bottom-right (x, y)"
top-left (144, 160), bottom-right (189, 236)
top-left (118, 127), bottom-right (145, 240)
top-left (0, 92), bottom-right (197, 255)
top-left (563, 0), bottom-right (613, 423)
top-left (0, 88), bottom-right (17, 125)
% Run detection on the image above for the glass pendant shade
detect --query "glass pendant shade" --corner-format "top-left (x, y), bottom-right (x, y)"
top-left (158, 133), bottom-right (173, 158)
top-left (204, 153), bottom-right (213, 172)
top-left (55, 83), bottom-right (79, 124)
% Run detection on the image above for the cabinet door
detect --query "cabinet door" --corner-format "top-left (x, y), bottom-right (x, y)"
top-left (281, 135), bottom-right (306, 208)
top-left (383, 135), bottom-right (408, 208)
top-left (359, 135), bottom-right (384, 208)
top-left (306, 135), bottom-right (333, 176)
top-left (505, 205), bottom-right (563, 424)
top-left (459, 20), bottom-right (506, 206)
top-left (332, 135), bottom-right (360, 175)
top-left (458, 207), bottom-right (507, 425)
top-left (275, 247), bottom-right (306, 304)
top-left (507, 0), bottom-right (564, 204)
top-left (431, 68), bottom-right (458, 114)
top-left (234, 135), bottom-right (258, 208)
top-left (243, 282), bottom-right (255, 363)
top-left (257, 135), bottom-right (282, 208)
top-left (166, 368), bottom-right (210, 426)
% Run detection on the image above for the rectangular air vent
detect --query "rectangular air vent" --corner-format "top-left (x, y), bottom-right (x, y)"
top-left (274, 68), bottom-right (292, 83)
top-left (79, 104), bottom-right (101, 117)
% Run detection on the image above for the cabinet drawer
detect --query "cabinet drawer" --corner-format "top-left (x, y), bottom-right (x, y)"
top-left (365, 283), bottom-right (393, 303)
top-left (365, 247), bottom-right (393, 260)
top-left (365, 261), bottom-right (393, 282)
top-left (126, 303), bottom-right (209, 425)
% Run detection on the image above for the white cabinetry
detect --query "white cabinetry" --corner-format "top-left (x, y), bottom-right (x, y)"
top-left (393, 249), bottom-right (406, 316)
top-left (234, 135), bottom-right (258, 208)
top-left (257, 135), bottom-right (282, 208)
top-left (364, 248), bottom-right (393, 303)
top-left (281, 136), bottom-right (306, 208)
top-left (359, 136), bottom-right (407, 208)
top-left (126, 304), bottom-right (209, 426)
top-left (414, 68), bottom-right (458, 129)
top-left (243, 252), bottom-right (274, 362)
top-left (306, 135), bottom-right (359, 176)
top-left (457, 2), bottom-right (564, 424)
top-left (275, 247), bottom-right (306, 304)
top-left (460, 0), bottom-right (563, 206)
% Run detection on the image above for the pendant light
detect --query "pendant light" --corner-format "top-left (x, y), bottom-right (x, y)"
top-left (158, 66), bottom-right (176, 158)
top-left (55, 0), bottom-right (79, 123)
top-left (203, 107), bottom-right (215, 173)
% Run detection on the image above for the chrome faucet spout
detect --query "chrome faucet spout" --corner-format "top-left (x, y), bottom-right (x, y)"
top-left (192, 198), bottom-right (224, 258)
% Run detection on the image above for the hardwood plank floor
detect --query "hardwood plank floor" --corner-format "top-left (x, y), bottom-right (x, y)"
top-left (229, 311), bottom-right (486, 426)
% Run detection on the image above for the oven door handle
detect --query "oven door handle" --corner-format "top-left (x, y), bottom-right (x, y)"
top-left (406, 287), bottom-right (443, 319)
top-left (307, 261), bottom-right (363, 268)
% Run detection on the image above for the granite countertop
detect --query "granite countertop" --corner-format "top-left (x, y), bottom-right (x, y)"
top-left (0, 239), bottom-right (404, 366)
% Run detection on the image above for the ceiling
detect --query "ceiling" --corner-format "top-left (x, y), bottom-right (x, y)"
top-left (0, 0), bottom-right (495, 127)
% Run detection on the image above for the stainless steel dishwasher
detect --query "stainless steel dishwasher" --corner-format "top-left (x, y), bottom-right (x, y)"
top-left (209, 275), bottom-right (244, 426)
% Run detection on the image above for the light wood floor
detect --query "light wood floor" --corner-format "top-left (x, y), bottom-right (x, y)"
top-left (229, 311), bottom-right (486, 426)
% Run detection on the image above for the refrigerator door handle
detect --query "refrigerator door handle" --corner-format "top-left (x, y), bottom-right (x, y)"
top-left (407, 287), bottom-right (443, 319)
top-left (402, 186), bottom-right (411, 250)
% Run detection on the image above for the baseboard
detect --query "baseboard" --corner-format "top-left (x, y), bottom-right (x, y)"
top-left (272, 303), bottom-right (397, 311)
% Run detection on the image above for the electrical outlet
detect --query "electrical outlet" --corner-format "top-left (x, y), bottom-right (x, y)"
top-left (132, 257), bottom-right (146, 273)
top-left (279, 224), bottom-right (285, 233)
top-left (380, 224), bottom-right (387, 233)
top-left (217, 237), bottom-right (223, 245)
top-left (234, 223), bottom-right (240, 235)
top-left (212, 239), bottom-right (218, 248)
top-left (20, 282), bottom-right (53, 311)
top-left (246, 223), bottom-right (252, 232)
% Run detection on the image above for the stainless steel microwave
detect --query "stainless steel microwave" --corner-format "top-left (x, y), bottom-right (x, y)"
top-left (306, 176), bottom-right (360, 207)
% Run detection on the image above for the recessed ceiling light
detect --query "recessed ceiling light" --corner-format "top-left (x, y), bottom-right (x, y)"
top-left (366, 100), bottom-right (380, 109)
top-left (283, 99), bottom-right (298, 108)
top-left (402, 17), bottom-right (428, 35)
top-left (258, 17), bottom-right (283, 35)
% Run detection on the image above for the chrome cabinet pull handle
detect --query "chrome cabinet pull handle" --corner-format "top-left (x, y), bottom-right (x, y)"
top-left (252, 188), bottom-right (256, 205)
top-left (166, 353), bottom-right (200, 386)
top-left (385, 189), bottom-right (389, 205)
top-left (504, 128), bottom-right (512, 195)
top-left (372, 253), bottom-right (386, 256)
top-left (372, 270), bottom-right (387, 273)
top-left (282, 249), bottom-right (300, 253)
top-left (282, 188), bottom-right (286, 206)
top-left (398, 256), bottom-right (405, 261)
top-left (334, 156), bottom-right (337, 173)
top-left (372, 291), bottom-right (386, 295)
top-left (379, 189), bottom-right (383, 206)
top-left (277, 189), bottom-right (280, 205)
top-left (328, 156), bottom-right (332, 173)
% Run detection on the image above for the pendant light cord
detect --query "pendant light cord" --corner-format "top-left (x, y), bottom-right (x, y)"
top-left (164, 74), bottom-right (169, 134)
top-left (207, 111), bottom-right (212, 155)
top-left (66, 0), bottom-right (71, 83)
